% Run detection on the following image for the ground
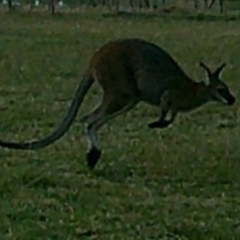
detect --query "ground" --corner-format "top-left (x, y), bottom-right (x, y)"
top-left (0, 10), bottom-right (239, 240)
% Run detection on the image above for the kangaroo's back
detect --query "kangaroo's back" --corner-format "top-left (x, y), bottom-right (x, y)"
top-left (90, 38), bottom-right (188, 81)
top-left (89, 38), bottom-right (190, 105)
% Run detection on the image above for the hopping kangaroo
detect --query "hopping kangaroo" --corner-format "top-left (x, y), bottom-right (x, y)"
top-left (0, 38), bottom-right (235, 169)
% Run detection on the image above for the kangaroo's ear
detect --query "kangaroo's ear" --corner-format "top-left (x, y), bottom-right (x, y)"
top-left (199, 61), bottom-right (212, 84)
top-left (199, 62), bottom-right (211, 76)
top-left (213, 63), bottom-right (227, 77)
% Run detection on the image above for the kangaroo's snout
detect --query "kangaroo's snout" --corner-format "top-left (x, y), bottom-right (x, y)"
top-left (215, 87), bottom-right (236, 106)
top-left (226, 94), bottom-right (235, 106)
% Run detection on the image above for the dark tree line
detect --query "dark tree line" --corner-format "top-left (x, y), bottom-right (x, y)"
top-left (5, 0), bottom-right (226, 14)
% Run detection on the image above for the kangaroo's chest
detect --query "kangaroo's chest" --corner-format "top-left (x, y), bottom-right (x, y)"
top-left (169, 90), bottom-right (205, 112)
top-left (134, 53), bottom-right (187, 106)
top-left (138, 81), bottom-right (167, 106)
top-left (136, 68), bottom-right (176, 106)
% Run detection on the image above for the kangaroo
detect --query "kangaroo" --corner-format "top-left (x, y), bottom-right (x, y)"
top-left (0, 38), bottom-right (235, 169)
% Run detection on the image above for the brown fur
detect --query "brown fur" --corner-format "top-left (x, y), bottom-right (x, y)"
top-left (0, 38), bottom-right (235, 170)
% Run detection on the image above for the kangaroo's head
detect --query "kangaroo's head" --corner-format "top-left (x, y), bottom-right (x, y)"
top-left (199, 62), bottom-right (235, 106)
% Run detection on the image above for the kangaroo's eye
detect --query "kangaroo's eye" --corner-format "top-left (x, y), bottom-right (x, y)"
top-left (217, 88), bottom-right (226, 95)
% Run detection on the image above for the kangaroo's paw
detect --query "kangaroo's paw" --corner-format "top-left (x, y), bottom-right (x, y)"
top-left (86, 147), bottom-right (102, 170)
top-left (148, 120), bottom-right (171, 129)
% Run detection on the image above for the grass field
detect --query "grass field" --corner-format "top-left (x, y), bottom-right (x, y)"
top-left (0, 11), bottom-right (240, 240)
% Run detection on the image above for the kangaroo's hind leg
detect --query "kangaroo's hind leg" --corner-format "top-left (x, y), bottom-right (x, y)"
top-left (81, 93), bottom-right (138, 170)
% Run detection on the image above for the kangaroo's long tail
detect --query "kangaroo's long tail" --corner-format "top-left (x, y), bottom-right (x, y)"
top-left (0, 73), bottom-right (94, 150)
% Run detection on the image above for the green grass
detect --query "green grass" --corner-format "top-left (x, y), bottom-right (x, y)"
top-left (0, 11), bottom-right (240, 240)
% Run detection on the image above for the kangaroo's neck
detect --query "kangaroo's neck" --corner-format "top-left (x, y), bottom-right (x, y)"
top-left (190, 81), bottom-right (210, 106)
